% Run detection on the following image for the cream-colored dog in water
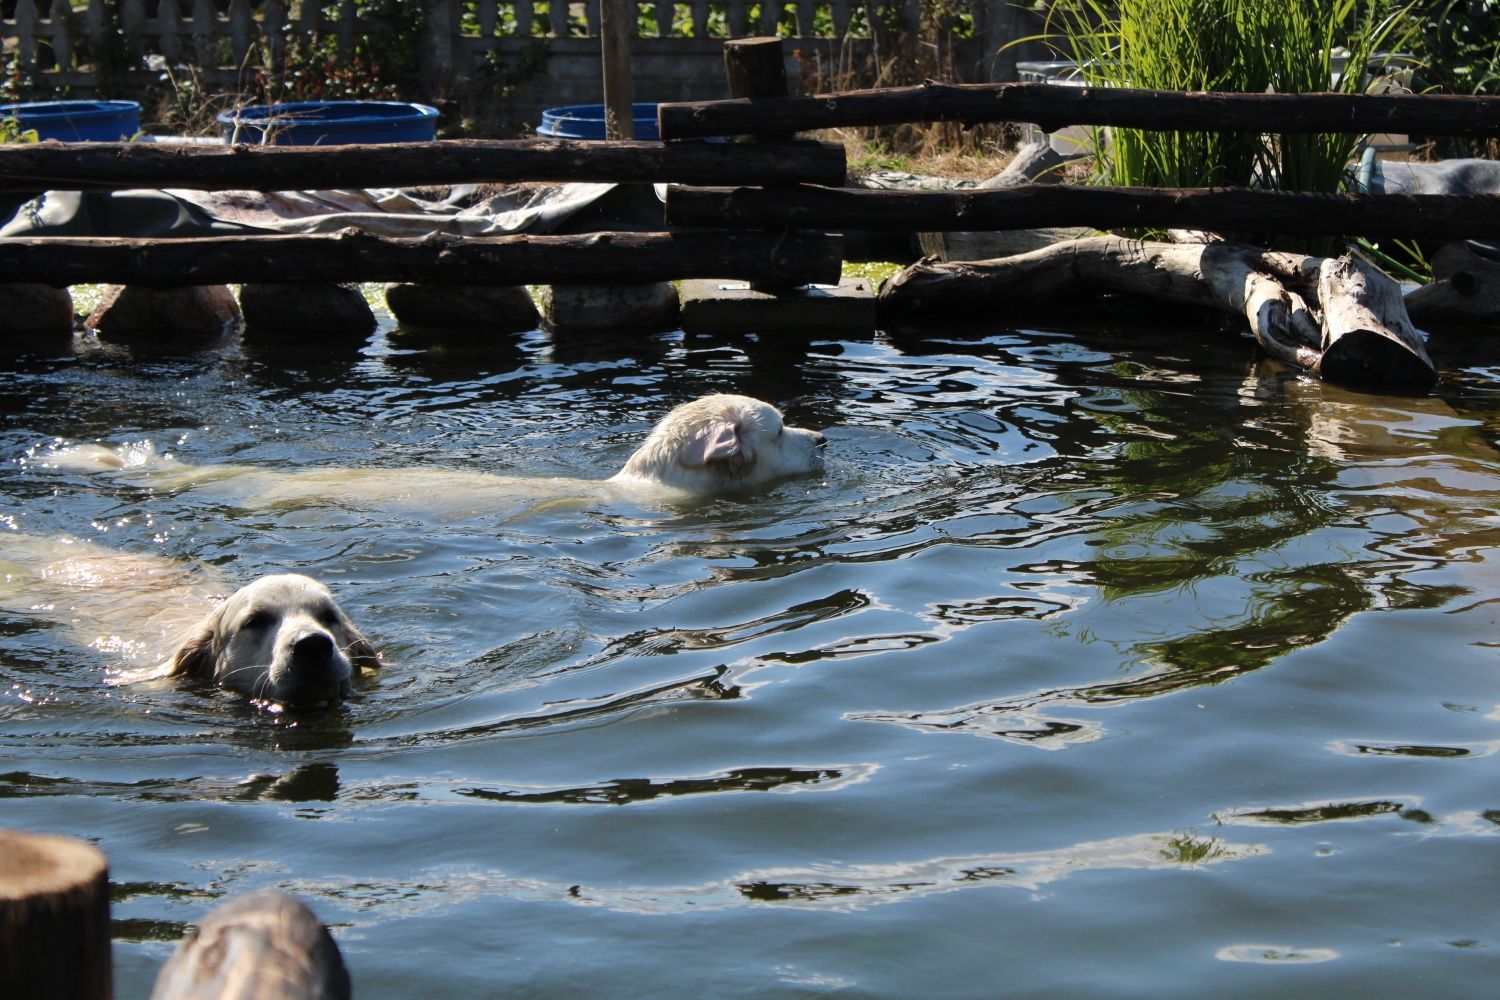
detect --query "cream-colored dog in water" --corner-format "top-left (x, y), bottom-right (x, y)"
top-left (45, 394), bottom-right (828, 513)
top-left (0, 532), bottom-right (379, 708)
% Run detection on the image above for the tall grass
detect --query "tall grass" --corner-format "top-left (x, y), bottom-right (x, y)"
top-left (1045, 0), bottom-right (1419, 196)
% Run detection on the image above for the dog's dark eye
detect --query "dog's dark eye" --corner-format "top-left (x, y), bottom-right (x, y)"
top-left (242, 611), bottom-right (273, 631)
top-left (316, 607), bottom-right (342, 628)
top-left (776, 427), bottom-right (784, 439)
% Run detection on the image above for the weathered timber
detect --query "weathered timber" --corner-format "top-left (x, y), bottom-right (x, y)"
top-left (665, 184), bottom-right (1500, 240)
top-left (0, 229), bottom-right (844, 287)
top-left (722, 37), bottom-right (793, 144)
top-left (878, 237), bottom-right (1435, 391)
top-left (600, 0), bottom-right (635, 139)
top-left (0, 828), bottom-right (113, 1000)
top-left (1405, 242), bottom-right (1500, 325)
top-left (0, 138), bottom-right (848, 193)
top-left (151, 890), bottom-right (349, 1000)
top-left (659, 81), bottom-right (1500, 140)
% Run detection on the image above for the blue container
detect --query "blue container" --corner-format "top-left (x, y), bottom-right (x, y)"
top-left (216, 101), bottom-right (440, 146)
top-left (537, 103), bottom-right (659, 140)
top-left (0, 100), bottom-right (141, 141)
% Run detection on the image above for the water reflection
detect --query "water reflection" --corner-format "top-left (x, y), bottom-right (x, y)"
top-left (459, 765), bottom-right (850, 806)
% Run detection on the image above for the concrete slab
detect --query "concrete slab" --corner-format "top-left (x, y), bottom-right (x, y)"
top-left (679, 277), bottom-right (877, 334)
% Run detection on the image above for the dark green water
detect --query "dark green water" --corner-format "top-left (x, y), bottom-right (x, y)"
top-left (3, 315), bottom-right (1499, 997)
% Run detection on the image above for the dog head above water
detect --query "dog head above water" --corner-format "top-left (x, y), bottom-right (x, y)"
top-left (165, 574), bottom-right (381, 708)
top-left (609, 394), bottom-right (828, 494)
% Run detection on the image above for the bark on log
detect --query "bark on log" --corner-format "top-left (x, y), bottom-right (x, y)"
top-left (723, 37), bottom-right (793, 143)
top-left (1405, 242), bottom-right (1500, 325)
top-left (150, 890), bottom-right (349, 1000)
top-left (659, 81), bottom-right (1500, 140)
top-left (0, 828), bottom-right (112, 1000)
top-left (665, 184), bottom-right (1500, 240)
top-left (0, 138), bottom-right (848, 193)
top-left (878, 237), bottom-right (1436, 391)
top-left (0, 228), bottom-right (845, 287)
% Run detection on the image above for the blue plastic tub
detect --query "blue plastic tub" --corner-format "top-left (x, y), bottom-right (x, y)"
top-left (537, 103), bottom-right (659, 140)
top-left (216, 101), bottom-right (440, 146)
top-left (0, 100), bottom-right (141, 141)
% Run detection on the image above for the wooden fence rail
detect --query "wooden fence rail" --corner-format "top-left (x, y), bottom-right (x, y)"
top-left (664, 184), bottom-right (1500, 240)
top-left (657, 80), bottom-right (1500, 139)
top-left (0, 137), bottom-right (846, 191)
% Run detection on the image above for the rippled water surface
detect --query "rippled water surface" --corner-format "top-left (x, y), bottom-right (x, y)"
top-left (4, 313), bottom-right (1500, 997)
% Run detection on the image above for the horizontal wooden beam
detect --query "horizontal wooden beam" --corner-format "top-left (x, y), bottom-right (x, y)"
top-left (664, 184), bottom-right (1500, 240)
top-left (658, 81), bottom-right (1500, 139)
top-left (0, 138), bottom-right (848, 193)
top-left (0, 229), bottom-right (845, 287)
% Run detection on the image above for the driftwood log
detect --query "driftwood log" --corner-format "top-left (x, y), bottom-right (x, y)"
top-left (0, 228), bottom-right (844, 287)
top-left (150, 890), bottom-right (350, 1000)
top-left (879, 237), bottom-right (1436, 391)
top-left (0, 137), bottom-right (847, 193)
top-left (1405, 242), bottom-right (1500, 324)
top-left (658, 81), bottom-right (1500, 140)
top-left (0, 828), bottom-right (112, 1000)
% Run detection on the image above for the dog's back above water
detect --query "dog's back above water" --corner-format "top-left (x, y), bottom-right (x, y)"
top-left (41, 393), bottom-right (828, 515)
top-left (0, 532), bottom-right (379, 709)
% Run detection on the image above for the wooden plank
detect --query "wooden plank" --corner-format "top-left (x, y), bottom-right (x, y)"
top-left (0, 229), bottom-right (845, 287)
top-left (664, 183), bottom-right (1500, 239)
top-left (658, 80), bottom-right (1500, 139)
top-left (0, 138), bottom-right (848, 191)
top-left (599, 0), bottom-right (635, 139)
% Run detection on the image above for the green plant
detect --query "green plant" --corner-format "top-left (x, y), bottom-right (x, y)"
top-left (1041, 0), bottom-right (1419, 199)
top-left (0, 115), bottom-right (40, 144)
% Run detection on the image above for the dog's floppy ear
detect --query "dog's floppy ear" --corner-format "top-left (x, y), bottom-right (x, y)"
top-left (339, 620), bottom-right (383, 672)
top-left (166, 621), bottom-right (217, 678)
top-left (681, 420), bottom-right (747, 469)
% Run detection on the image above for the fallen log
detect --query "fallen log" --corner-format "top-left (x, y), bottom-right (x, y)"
top-left (0, 228), bottom-right (844, 287)
top-left (665, 184), bottom-right (1500, 240)
top-left (1405, 242), bottom-right (1500, 325)
top-left (658, 81), bottom-right (1500, 140)
top-left (878, 237), bottom-right (1436, 391)
top-left (0, 137), bottom-right (848, 192)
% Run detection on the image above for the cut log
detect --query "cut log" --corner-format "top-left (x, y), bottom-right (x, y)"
top-left (658, 80), bottom-right (1500, 140)
top-left (0, 228), bottom-right (845, 287)
top-left (664, 184), bottom-right (1500, 240)
top-left (0, 138), bottom-right (848, 192)
top-left (150, 890), bottom-right (349, 1000)
top-left (878, 237), bottom-right (1435, 391)
top-left (0, 828), bottom-right (112, 1000)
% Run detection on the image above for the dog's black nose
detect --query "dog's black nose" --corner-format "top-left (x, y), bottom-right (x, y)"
top-left (291, 631), bottom-right (335, 662)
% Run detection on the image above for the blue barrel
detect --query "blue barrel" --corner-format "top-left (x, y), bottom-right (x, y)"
top-left (216, 101), bottom-right (440, 145)
top-left (537, 103), bottom-right (659, 140)
top-left (0, 100), bottom-right (141, 141)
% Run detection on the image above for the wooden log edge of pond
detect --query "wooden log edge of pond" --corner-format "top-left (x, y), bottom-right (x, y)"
top-left (0, 228), bottom-right (846, 288)
top-left (0, 828), bottom-right (112, 1000)
top-left (878, 236), bottom-right (1437, 392)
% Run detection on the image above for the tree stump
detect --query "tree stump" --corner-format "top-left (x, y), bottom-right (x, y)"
top-left (0, 828), bottom-right (112, 1000)
top-left (150, 889), bottom-right (349, 1000)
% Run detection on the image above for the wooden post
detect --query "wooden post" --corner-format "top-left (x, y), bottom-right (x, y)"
top-left (0, 829), bottom-right (113, 1000)
top-left (599, 0), bottom-right (635, 139)
top-left (723, 36), bottom-right (791, 142)
top-left (150, 890), bottom-right (349, 1000)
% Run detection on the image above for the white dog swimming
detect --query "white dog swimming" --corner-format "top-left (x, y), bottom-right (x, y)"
top-left (0, 532), bottom-right (379, 708)
top-left (43, 393), bottom-right (827, 513)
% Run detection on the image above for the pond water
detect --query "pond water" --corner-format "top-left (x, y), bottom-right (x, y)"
top-left (3, 311), bottom-right (1499, 998)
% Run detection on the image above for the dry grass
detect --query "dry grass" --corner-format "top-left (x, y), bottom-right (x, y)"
top-left (826, 122), bottom-right (1019, 184)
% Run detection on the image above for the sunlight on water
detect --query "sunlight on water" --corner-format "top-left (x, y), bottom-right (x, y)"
top-left (2, 317), bottom-right (1499, 998)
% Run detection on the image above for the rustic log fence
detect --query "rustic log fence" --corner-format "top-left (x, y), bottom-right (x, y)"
top-left (5, 43), bottom-right (1500, 387)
